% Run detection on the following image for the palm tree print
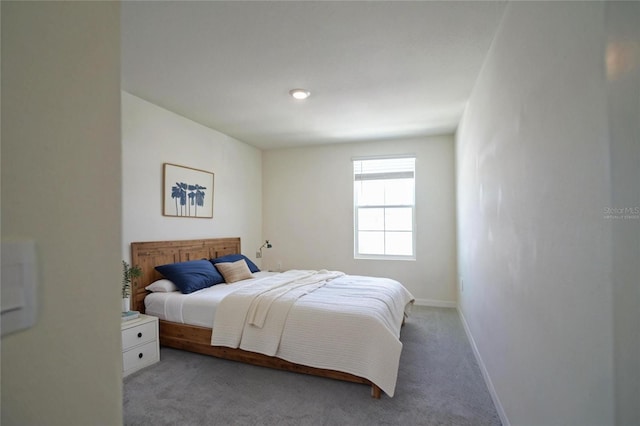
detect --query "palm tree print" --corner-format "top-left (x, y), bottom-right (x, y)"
top-left (171, 182), bottom-right (207, 216)
top-left (187, 184), bottom-right (207, 216)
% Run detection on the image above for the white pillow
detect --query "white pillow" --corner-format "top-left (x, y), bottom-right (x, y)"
top-left (145, 279), bottom-right (179, 292)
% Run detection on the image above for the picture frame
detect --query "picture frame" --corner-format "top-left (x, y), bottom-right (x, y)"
top-left (163, 163), bottom-right (214, 218)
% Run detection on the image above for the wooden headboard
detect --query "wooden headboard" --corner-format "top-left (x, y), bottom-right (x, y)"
top-left (129, 237), bottom-right (241, 313)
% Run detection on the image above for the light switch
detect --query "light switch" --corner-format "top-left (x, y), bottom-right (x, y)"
top-left (1, 240), bottom-right (38, 337)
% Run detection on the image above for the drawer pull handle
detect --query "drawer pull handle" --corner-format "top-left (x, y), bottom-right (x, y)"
top-left (137, 332), bottom-right (142, 338)
top-left (138, 353), bottom-right (143, 359)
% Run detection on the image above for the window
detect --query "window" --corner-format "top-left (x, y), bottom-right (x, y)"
top-left (353, 156), bottom-right (415, 259)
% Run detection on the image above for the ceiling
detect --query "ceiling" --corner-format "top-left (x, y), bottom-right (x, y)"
top-left (122, 1), bottom-right (506, 150)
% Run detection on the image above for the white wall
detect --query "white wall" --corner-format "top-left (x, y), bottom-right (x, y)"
top-left (121, 92), bottom-right (263, 263)
top-left (456, 2), bottom-right (620, 425)
top-left (263, 136), bottom-right (457, 305)
top-left (1, 2), bottom-right (123, 424)
top-left (607, 3), bottom-right (640, 425)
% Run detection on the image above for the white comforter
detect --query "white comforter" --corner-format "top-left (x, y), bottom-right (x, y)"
top-left (212, 270), bottom-right (414, 397)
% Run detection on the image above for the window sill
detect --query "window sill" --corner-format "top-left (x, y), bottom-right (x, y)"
top-left (354, 255), bottom-right (416, 261)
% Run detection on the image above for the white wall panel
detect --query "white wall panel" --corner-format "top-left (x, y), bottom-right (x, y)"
top-left (263, 136), bottom-right (457, 304)
top-left (456, 2), bottom-right (616, 425)
top-left (121, 92), bottom-right (262, 263)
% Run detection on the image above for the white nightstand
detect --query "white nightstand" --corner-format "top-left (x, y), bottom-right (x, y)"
top-left (121, 314), bottom-right (159, 377)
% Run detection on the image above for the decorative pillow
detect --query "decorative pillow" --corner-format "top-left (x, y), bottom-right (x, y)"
top-left (210, 254), bottom-right (260, 273)
top-left (155, 259), bottom-right (224, 294)
top-left (215, 259), bottom-right (254, 283)
top-left (145, 279), bottom-right (178, 293)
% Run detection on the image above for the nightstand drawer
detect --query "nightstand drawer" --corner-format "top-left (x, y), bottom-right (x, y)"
top-left (123, 340), bottom-right (159, 374)
top-left (122, 320), bottom-right (157, 351)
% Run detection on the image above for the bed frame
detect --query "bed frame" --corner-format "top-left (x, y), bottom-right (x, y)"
top-left (130, 237), bottom-right (382, 398)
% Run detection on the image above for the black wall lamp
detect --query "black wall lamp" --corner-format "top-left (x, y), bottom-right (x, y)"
top-left (256, 240), bottom-right (272, 258)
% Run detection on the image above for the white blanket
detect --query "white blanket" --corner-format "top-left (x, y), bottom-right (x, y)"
top-left (212, 270), bottom-right (414, 397)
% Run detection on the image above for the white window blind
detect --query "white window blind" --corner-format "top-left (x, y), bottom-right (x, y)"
top-left (353, 156), bottom-right (415, 259)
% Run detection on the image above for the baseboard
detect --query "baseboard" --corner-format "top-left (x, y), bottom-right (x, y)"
top-left (457, 308), bottom-right (511, 426)
top-left (413, 298), bottom-right (457, 308)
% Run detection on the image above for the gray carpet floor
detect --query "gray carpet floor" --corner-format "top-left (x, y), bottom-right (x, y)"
top-left (124, 306), bottom-right (501, 425)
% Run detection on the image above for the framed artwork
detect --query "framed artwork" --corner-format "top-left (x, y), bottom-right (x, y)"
top-left (163, 163), bottom-right (214, 218)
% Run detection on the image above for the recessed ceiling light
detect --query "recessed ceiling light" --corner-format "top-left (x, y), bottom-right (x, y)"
top-left (289, 88), bottom-right (310, 100)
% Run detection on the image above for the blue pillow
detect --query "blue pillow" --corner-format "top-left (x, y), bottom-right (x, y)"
top-left (210, 254), bottom-right (260, 273)
top-left (155, 259), bottom-right (224, 294)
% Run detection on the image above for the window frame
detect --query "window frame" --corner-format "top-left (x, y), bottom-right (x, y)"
top-left (353, 155), bottom-right (416, 261)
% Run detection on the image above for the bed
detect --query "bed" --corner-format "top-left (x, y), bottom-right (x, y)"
top-left (130, 237), bottom-right (414, 398)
